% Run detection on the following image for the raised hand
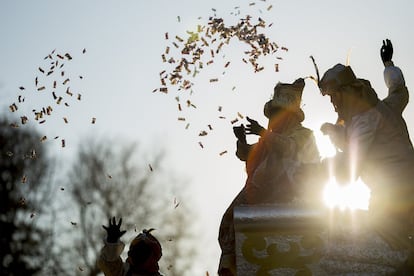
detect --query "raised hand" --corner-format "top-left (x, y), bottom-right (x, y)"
top-left (102, 217), bottom-right (127, 243)
top-left (380, 39), bottom-right (393, 65)
top-left (245, 116), bottom-right (265, 136)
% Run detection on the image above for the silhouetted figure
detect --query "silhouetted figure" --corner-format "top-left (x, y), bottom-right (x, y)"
top-left (97, 217), bottom-right (163, 276)
top-left (218, 78), bottom-right (320, 275)
top-left (319, 39), bottom-right (414, 272)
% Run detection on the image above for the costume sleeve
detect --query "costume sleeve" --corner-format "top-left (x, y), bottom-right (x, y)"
top-left (328, 124), bottom-right (347, 151)
top-left (383, 61), bottom-right (409, 114)
top-left (285, 127), bottom-right (321, 191)
top-left (291, 128), bottom-right (320, 164)
top-left (97, 240), bottom-right (126, 276)
top-left (236, 140), bottom-right (253, 161)
top-left (346, 110), bottom-right (382, 180)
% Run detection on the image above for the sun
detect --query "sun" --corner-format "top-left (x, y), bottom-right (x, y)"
top-left (322, 178), bottom-right (371, 210)
top-left (314, 131), bottom-right (371, 210)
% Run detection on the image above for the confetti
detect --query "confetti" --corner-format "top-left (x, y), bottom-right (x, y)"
top-left (219, 150), bottom-right (228, 156)
top-left (91, 117), bottom-right (96, 124)
top-left (66, 88), bottom-right (73, 96)
top-left (153, 4), bottom-right (284, 151)
top-left (19, 197), bottom-right (26, 206)
top-left (231, 118), bottom-right (239, 124)
top-left (9, 103), bottom-right (18, 112)
top-left (149, 164), bottom-right (153, 171)
top-left (174, 198), bottom-right (180, 208)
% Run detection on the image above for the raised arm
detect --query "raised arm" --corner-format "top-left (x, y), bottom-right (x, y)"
top-left (381, 39), bottom-right (409, 114)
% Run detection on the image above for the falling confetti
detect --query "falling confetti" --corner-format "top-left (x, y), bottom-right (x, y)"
top-left (8, 48), bottom-right (94, 149)
top-left (153, 2), bottom-right (284, 154)
top-left (174, 197), bottom-right (180, 209)
top-left (219, 150), bottom-right (228, 156)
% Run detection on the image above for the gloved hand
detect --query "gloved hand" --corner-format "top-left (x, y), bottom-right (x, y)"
top-left (102, 217), bottom-right (127, 243)
top-left (380, 39), bottom-right (393, 65)
top-left (233, 124), bottom-right (246, 144)
top-left (320, 122), bottom-right (336, 136)
top-left (245, 116), bottom-right (265, 136)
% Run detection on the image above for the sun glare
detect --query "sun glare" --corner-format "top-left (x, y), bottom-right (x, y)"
top-left (314, 132), bottom-right (336, 159)
top-left (314, 131), bottom-right (371, 210)
top-left (323, 178), bottom-right (371, 210)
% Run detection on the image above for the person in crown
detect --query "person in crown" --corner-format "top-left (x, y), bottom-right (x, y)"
top-left (318, 39), bottom-right (414, 272)
top-left (218, 78), bottom-right (320, 275)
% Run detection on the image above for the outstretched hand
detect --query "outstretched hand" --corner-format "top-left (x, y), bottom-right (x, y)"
top-left (380, 39), bottom-right (393, 65)
top-left (102, 217), bottom-right (127, 243)
top-left (246, 116), bottom-right (265, 136)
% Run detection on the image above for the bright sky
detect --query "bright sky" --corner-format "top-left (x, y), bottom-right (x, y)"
top-left (1, 0), bottom-right (414, 274)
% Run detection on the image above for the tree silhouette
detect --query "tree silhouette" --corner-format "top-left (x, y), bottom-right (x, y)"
top-left (0, 117), bottom-right (61, 275)
top-left (65, 137), bottom-right (198, 276)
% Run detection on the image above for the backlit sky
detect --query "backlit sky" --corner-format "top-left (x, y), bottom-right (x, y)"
top-left (1, 0), bottom-right (414, 274)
